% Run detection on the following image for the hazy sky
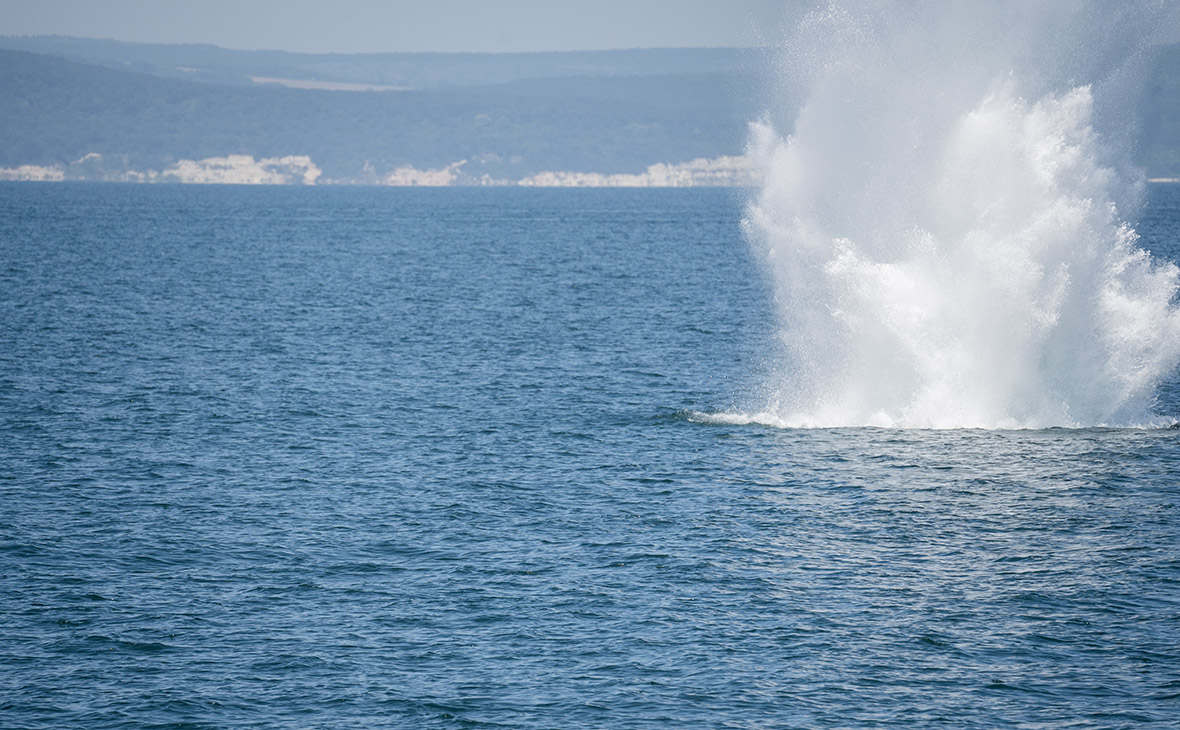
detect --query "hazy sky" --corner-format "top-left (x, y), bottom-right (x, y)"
top-left (0, 0), bottom-right (800, 54)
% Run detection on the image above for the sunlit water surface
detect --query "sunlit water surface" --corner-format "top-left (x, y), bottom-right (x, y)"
top-left (2, 184), bottom-right (1179, 728)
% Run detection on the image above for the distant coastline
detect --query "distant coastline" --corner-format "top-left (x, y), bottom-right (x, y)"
top-left (0, 40), bottom-right (757, 186)
top-left (0, 153), bottom-right (756, 187)
top-left (5, 35), bottom-right (1180, 183)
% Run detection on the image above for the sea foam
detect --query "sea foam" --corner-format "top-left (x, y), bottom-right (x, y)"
top-left (744, 0), bottom-right (1180, 428)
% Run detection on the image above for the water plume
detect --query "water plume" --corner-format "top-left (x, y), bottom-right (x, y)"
top-left (744, 0), bottom-right (1180, 428)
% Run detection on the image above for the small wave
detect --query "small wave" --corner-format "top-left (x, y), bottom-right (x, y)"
top-left (684, 409), bottom-right (905, 429)
top-left (682, 410), bottom-right (795, 428)
top-left (682, 409), bottom-right (1179, 431)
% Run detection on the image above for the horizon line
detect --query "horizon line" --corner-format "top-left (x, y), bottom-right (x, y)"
top-left (0, 33), bottom-right (766, 57)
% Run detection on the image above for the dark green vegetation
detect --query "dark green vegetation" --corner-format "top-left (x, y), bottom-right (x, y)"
top-left (2, 36), bottom-right (1180, 180)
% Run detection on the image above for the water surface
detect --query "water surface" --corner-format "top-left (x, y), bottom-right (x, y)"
top-left (2, 184), bottom-right (1179, 728)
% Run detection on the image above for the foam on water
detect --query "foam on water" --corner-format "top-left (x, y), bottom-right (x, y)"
top-left (743, 0), bottom-right (1180, 429)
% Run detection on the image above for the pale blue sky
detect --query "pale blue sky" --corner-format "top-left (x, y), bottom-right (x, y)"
top-left (0, 0), bottom-right (801, 53)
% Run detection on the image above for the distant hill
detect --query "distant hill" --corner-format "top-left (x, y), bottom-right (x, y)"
top-left (0, 36), bottom-right (756, 89)
top-left (1139, 44), bottom-right (1180, 178)
top-left (1, 37), bottom-right (1179, 184)
top-left (0, 46), bottom-right (757, 182)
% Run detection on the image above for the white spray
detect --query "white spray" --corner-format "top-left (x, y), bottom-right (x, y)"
top-left (743, 0), bottom-right (1180, 428)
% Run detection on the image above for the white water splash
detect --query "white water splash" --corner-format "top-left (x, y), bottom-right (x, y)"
top-left (743, 0), bottom-right (1180, 429)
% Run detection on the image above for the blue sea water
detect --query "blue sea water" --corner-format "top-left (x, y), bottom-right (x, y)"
top-left (2, 182), bottom-right (1180, 729)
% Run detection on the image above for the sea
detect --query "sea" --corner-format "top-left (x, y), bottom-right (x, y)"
top-left (2, 182), bottom-right (1179, 729)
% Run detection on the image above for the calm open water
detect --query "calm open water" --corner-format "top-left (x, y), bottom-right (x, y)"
top-left (2, 183), bottom-right (1180, 729)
